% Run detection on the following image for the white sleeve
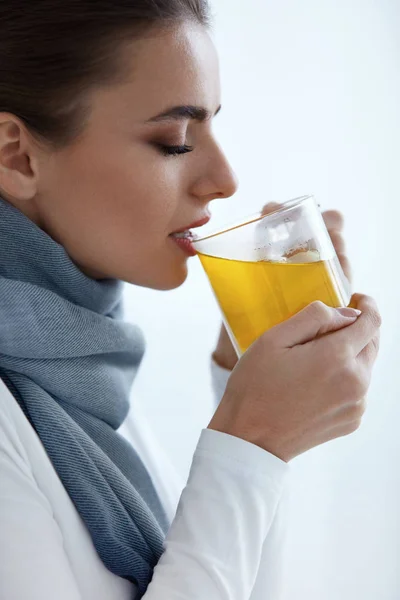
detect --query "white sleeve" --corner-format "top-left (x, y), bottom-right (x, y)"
top-left (210, 357), bottom-right (288, 600)
top-left (210, 355), bottom-right (232, 408)
top-left (0, 411), bottom-right (82, 600)
top-left (143, 427), bottom-right (288, 600)
top-left (0, 401), bottom-right (288, 600)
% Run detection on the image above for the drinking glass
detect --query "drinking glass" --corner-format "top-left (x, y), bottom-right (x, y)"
top-left (192, 195), bottom-right (351, 357)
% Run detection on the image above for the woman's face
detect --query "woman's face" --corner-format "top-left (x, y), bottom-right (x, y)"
top-left (18, 22), bottom-right (238, 289)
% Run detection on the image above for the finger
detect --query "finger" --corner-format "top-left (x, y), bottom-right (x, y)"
top-left (323, 417), bottom-right (364, 441)
top-left (261, 202), bottom-right (282, 216)
top-left (330, 294), bottom-right (382, 355)
top-left (329, 230), bottom-right (346, 255)
top-left (323, 210), bottom-right (345, 232)
top-left (270, 301), bottom-right (361, 348)
top-left (357, 331), bottom-right (381, 369)
top-left (336, 252), bottom-right (352, 284)
top-left (326, 229), bottom-right (352, 280)
top-left (329, 396), bottom-right (367, 427)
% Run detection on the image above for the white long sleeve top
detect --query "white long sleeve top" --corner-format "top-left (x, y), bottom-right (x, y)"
top-left (0, 359), bottom-right (289, 600)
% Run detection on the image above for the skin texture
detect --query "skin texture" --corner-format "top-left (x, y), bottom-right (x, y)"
top-left (0, 21), bottom-right (238, 290)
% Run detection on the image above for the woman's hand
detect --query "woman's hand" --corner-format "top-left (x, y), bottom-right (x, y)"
top-left (212, 207), bottom-right (352, 371)
top-left (209, 295), bottom-right (381, 462)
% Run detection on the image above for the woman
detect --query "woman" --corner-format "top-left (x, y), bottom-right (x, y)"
top-left (0, 1), bottom-right (381, 599)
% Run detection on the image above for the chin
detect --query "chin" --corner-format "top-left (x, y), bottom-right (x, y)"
top-left (156, 262), bottom-right (190, 290)
top-left (127, 260), bottom-right (190, 291)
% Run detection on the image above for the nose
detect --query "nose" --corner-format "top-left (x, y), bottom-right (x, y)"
top-left (193, 141), bottom-right (239, 203)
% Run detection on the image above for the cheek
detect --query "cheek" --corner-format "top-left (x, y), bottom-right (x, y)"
top-left (50, 143), bottom-right (187, 287)
top-left (66, 145), bottom-right (178, 238)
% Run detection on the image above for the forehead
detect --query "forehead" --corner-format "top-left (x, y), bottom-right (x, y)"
top-left (92, 22), bottom-right (221, 124)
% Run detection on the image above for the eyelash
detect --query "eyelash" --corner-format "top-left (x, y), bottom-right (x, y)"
top-left (157, 144), bottom-right (194, 157)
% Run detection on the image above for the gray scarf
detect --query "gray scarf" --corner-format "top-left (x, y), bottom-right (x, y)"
top-left (0, 196), bottom-right (170, 598)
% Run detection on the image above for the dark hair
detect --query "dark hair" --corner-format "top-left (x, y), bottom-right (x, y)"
top-left (0, 0), bottom-right (211, 149)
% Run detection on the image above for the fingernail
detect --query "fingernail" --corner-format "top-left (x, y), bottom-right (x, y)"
top-left (336, 307), bottom-right (362, 318)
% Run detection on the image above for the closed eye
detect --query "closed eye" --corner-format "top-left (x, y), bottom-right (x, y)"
top-left (157, 144), bottom-right (194, 157)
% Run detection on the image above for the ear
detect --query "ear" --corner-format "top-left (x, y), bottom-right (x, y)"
top-left (0, 113), bottom-right (40, 201)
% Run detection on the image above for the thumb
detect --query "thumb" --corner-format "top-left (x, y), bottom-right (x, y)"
top-left (269, 302), bottom-right (362, 347)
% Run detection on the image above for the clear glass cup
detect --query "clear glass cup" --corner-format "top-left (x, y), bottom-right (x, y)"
top-left (192, 195), bottom-right (352, 357)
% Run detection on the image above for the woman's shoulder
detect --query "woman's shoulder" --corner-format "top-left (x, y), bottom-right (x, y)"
top-left (0, 376), bottom-right (21, 418)
top-left (0, 376), bottom-right (26, 448)
top-left (0, 375), bottom-right (34, 441)
top-left (0, 376), bottom-right (69, 491)
top-left (0, 376), bottom-right (59, 497)
top-left (0, 376), bottom-right (39, 482)
top-left (0, 375), bottom-right (16, 417)
top-left (0, 377), bottom-right (131, 600)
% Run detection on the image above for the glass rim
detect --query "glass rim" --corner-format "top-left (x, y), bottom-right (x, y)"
top-left (192, 194), bottom-right (316, 244)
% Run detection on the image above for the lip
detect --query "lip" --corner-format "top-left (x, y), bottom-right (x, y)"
top-left (170, 236), bottom-right (198, 257)
top-left (169, 214), bottom-right (211, 235)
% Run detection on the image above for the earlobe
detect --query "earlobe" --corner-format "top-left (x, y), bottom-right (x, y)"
top-left (0, 116), bottom-right (38, 201)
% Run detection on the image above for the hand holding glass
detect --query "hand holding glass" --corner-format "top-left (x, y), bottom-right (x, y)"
top-left (192, 196), bottom-right (351, 357)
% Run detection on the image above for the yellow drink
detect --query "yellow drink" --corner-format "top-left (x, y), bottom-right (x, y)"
top-left (198, 253), bottom-right (350, 354)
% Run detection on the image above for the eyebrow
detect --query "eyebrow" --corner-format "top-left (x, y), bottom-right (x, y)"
top-left (147, 104), bottom-right (222, 123)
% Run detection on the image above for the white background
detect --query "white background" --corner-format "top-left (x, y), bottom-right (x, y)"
top-left (124, 1), bottom-right (400, 599)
